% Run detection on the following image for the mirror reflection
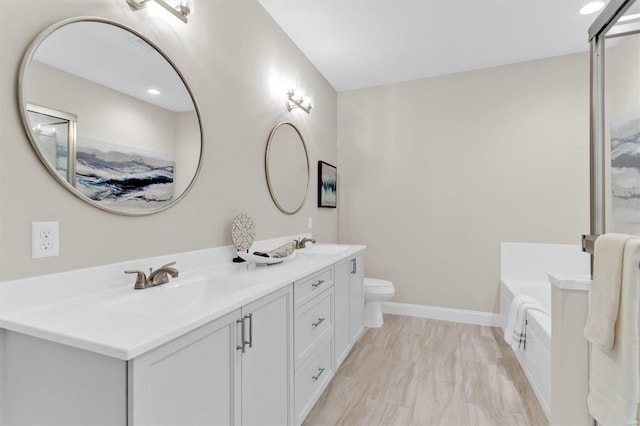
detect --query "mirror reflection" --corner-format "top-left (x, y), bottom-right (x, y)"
top-left (20, 19), bottom-right (202, 215)
top-left (265, 122), bottom-right (309, 214)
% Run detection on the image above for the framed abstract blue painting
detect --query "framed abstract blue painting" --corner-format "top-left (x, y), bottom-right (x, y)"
top-left (318, 161), bottom-right (337, 208)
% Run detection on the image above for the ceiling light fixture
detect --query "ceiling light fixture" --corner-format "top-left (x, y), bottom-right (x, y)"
top-left (580, 1), bottom-right (605, 15)
top-left (147, 88), bottom-right (161, 95)
top-left (126, 0), bottom-right (194, 23)
top-left (286, 90), bottom-right (312, 114)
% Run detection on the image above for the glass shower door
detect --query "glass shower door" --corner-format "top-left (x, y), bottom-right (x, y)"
top-left (588, 0), bottom-right (640, 251)
top-left (604, 3), bottom-right (640, 235)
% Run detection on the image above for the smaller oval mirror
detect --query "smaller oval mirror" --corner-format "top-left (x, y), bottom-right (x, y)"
top-left (265, 122), bottom-right (309, 214)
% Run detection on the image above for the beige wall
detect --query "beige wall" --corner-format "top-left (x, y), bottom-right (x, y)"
top-left (0, 0), bottom-right (338, 281)
top-left (338, 53), bottom-right (590, 313)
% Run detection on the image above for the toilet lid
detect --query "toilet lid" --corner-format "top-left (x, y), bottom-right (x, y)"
top-left (364, 278), bottom-right (393, 288)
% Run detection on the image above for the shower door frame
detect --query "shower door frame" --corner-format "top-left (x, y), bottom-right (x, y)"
top-left (587, 0), bottom-right (638, 246)
top-left (27, 103), bottom-right (78, 187)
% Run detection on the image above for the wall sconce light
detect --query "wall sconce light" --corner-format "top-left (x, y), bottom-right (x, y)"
top-left (126, 0), bottom-right (194, 23)
top-left (286, 90), bottom-right (312, 114)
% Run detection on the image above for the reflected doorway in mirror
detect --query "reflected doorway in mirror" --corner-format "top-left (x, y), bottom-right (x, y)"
top-left (318, 161), bottom-right (337, 208)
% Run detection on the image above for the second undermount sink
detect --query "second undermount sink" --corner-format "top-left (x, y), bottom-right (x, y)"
top-left (299, 244), bottom-right (350, 256)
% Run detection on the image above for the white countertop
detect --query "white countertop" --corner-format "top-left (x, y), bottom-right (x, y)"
top-left (0, 241), bottom-right (365, 360)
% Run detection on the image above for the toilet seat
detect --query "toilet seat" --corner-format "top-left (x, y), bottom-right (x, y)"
top-left (364, 285), bottom-right (395, 297)
top-left (364, 277), bottom-right (393, 289)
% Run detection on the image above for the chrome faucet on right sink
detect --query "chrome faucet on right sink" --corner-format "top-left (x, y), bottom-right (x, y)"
top-left (295, 237), bottom-right (316, 249)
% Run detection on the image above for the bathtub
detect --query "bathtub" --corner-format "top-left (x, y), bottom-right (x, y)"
top-left (500, 279), bottom-right (551, 419)
top-left (499, 242), bottom-right (590, 421)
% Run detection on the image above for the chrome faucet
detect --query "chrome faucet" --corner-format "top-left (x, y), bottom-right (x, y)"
top-left (125, 261), bottom-right (179, 290)
top-left (295, 237), bottom-right (316, 249)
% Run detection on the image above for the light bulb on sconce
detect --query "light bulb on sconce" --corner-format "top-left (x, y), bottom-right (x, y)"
top-left (125, 0), bottom-right (194, 23)
top-left (286, 89), bottom-right (313, 114)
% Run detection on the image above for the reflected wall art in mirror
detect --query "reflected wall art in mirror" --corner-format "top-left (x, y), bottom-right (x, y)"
top-left (265, 122), bottom-right (309, 215)
top-left (19, 18), bottom-right (203, 215)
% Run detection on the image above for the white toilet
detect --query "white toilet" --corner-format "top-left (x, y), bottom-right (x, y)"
top-left (363, 277), bottom-right (395, 328)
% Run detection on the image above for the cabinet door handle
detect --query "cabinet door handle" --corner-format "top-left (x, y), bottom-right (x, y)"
top-left (312, 317), bottom-right (325, 328)
top-left (236, 318), bottom-right (245, 353)
top-left (244, 313), bottom-right (253, 348)
top-left (312, 367), bottom-right (326, 381)
top-left (351, 259), bottom-right (356, 275)
top-left (311, 279), bottom-right (325, 288)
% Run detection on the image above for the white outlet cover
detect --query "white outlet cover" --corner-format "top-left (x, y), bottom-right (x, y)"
top-left (32, 222), bottom-right (59, 258)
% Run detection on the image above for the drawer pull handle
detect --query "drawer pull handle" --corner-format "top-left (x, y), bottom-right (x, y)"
top-left (244, 313), bottom-right (253, 348)
top-left (311, 279), bottom-right (325, 288)
top-left (312, 367), bottom-right (326, 381)
top-left (312, 317), bottom-right (325, 328)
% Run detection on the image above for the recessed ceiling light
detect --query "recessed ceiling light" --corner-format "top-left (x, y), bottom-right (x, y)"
top-left (147, 89), bottom-right (161, 95)
top-left (580, 1), bottom-right (605, 15)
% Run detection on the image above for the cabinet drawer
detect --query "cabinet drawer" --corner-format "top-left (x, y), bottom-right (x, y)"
top-left (295, 338), bottom-right (334, 425)
top-left (295, 288), bottom-right (333, 366)
top-left (294, 267), bottom-right (333, 308)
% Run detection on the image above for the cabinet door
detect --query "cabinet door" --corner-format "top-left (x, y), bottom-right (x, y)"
top-left (129, 309), bottom-right (241, 426)
top-left (241, 285), bottom-right (294, 426)
top-left (334, 260), bottom-right (351, 367)
top-left (349, 254), bottom-right (364, 343)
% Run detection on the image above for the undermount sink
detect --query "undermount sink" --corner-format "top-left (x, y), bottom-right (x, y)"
top-left (299, 244), bottom-right (350, 256)
top-left (102, 275), bottom-right (257, 316)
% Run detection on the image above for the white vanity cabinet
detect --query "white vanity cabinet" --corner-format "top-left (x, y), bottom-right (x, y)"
top-left (239, 285), bottom-right (294, 426)
top-left (129, 310), bottom-right (242, 425)
top-left (0, 245), bottom-right (366, 426)
top-left (334, 254), bottom-right (364, 367)
top-left (130, 284), bottom-right (294, 426)
top-left (1, 285), bottom-right (294, 426)
top-left (293, 267), bottom-right (335, 425)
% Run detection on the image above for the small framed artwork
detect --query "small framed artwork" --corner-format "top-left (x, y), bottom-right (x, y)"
top-left (318, 161), bottom-right (337, 208)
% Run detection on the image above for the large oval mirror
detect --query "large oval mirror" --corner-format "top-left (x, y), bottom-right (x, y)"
top-left (19, 18), bottom-right (202, 215)
top-left (265, 122), bottom-right (309, 214)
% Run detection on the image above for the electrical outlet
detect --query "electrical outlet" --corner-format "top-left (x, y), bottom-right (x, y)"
top-left (32, 222), bottom-right (59, 258)
top-left (308, 217), bottom-right (313, 230)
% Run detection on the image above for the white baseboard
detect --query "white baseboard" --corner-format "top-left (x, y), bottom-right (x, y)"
top-left (382, 301), bottom-right (503, 327)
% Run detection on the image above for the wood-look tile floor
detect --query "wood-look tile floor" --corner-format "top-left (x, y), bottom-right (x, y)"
top-left (303, 314), bottom-right (548, 426)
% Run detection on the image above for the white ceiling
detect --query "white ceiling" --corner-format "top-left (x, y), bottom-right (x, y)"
top-left (258, 0), bottom-right (607, 92)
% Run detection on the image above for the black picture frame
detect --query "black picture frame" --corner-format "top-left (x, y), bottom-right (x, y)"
top-left (318, 161), bottom-right (337, 208)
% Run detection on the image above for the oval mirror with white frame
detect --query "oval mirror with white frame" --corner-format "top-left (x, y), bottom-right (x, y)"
top-left (19, 18), bottom-right (202, 215)
top-left (265, 122), bottom-right (310, 215)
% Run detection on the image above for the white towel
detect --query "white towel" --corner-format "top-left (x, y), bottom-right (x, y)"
top-left (587, 238), bottom-right (640, 425)
top-left (584, 233), bottom-right (634, 350)
top-left (504, 295), bottom-right (547, 351)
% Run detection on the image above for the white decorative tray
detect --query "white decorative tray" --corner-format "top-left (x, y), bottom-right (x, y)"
top-left (236, 251), bottom-right (297, 265)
